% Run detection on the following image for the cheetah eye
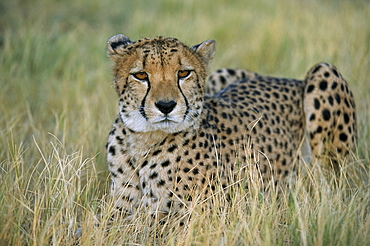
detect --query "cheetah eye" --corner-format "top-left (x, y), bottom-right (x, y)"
top-left (133, 72), bottom-right (148, 81)
top-left (178, 70), bottom-right (192, 79)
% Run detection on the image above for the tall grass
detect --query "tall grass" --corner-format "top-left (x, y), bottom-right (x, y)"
top-left (1, 0), bottom-right (369, 245)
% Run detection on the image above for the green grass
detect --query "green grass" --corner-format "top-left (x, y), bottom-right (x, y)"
top-left (1, 0), bottom-right (369, 245)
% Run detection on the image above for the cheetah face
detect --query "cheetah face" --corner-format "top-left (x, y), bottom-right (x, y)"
top-left (107, 35), bottom-right (215, 133)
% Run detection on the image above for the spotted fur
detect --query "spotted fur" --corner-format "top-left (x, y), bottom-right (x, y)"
top-left (105, 35), bottom-right (357, 222)
top-left (303, 63), bottom-right (357, 169)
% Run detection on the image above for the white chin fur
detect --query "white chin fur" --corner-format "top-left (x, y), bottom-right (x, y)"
top-left (120, 110), bottom-right (192, 133)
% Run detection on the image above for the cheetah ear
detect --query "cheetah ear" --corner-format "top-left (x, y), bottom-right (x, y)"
top-left (190, 39), bottom-right (216, 63)
top-left (107, 34), bottom-right (133, 56)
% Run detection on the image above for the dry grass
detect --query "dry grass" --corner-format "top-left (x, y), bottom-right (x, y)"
top-left (1, 0), bottom-right (369, 245)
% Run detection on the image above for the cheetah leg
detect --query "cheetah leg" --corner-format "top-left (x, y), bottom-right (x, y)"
top-left (206, 68), bottom-right (258, 96)
top-left (106, 123), bottom-right (142, 219)
top-left (303, 62), bottom-right (357, 169)
top-left (301, 132), bottom-right (313, 163)
top-left (108, 157), bottom-right (141, 219)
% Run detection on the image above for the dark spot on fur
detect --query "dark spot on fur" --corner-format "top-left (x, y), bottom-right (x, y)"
top-left (149, 172), bottom-right (158, 179)
top-left (306, 84), bottom-right (315, 93)
top-left (335, 94), bottom-right (341, 104)
top-left (339, 133), bottom-right (348, 142)
top-left (109, 146), bottom-right (116, 156)
top-left (167, 145), bottom-right (177, 153)
top-left (316, 126), bottom-right (323, 133)
top-left (322, 109), bottom-right (330, 121)
top-left (183, 139), bottom-right (190, 146)
top-left (343, 113), bottom-right (350, 124)
top-left (312, 65), bottom-right (321, 74)
top-left (153, 150), bottom-right (162, 156)
top-left (193, 168), bottom-right (199, 175)
top-left (328, 96), bottom-right (334, 106)
top-left (332, 68), bottom-right (339, 77)
top-left (161, 160), bottom-right (170, 167)
top-left (319, 80), bottom-right (328, 91)
top-left (227, 69), bottom-right (236, 75)
top-left (157, 180), bottom-right (166, 187)
top-left (331, 82), bottom-right (338, 90)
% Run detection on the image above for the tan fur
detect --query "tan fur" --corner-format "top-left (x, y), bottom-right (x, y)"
top-left (105, 35), bottom-right (357, 223)
top-left (303, 63), bottom-right (357, 168)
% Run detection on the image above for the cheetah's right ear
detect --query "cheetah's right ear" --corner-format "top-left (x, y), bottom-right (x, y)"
top-left (107, 34), bottom-right (133, 56)
top-left (190, 39), bottom-right (216, 64)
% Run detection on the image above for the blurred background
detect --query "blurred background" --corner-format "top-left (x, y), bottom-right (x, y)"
top-left (0, 0), bottom-right (369, 188)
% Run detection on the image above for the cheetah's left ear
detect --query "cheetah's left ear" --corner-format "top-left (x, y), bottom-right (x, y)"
top-left (190, 40), bottom-right (216, 64)
top-left (107, 34), bottom-right (133, 57)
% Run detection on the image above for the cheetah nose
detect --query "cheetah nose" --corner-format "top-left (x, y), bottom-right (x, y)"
top-left (155, 100), bottom-right (177, 114)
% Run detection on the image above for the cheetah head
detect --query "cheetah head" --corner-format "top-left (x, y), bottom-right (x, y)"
top-left (107, 34), bottom-right (215, 133)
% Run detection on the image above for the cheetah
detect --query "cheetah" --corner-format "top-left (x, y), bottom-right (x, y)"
top-left (105, 34), bottom-right (357, 221)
